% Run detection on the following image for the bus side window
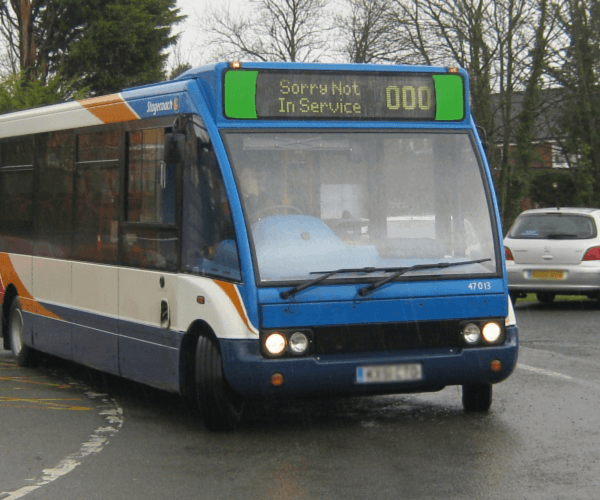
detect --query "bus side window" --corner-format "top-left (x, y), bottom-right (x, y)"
top-left (34, 131), bottom-right (75, 259)
top-left (182, 142), bottom-right (241, 281)
top-left (73, 130), bottom-right (120, 264)
top-left (127, 129), bottom-right (175, 224)
top-left (121, 128), bottom-right (178, 270)
top-left (0, 138), bottom-right (35, 254)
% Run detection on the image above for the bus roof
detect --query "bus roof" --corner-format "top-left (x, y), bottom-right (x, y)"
top-left (0, 62), bottom-right (470, 140)
top-left (0, 79), bottom-right (194, 140)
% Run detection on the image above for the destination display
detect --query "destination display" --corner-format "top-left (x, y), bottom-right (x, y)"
top-left (223, 69), bottom-right (465, 121)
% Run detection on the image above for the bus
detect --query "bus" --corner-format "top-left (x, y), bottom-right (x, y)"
top-left (0, 62), bottom-right (518, 430)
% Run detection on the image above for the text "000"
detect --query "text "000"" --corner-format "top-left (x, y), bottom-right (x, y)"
top-left (386, 86), bottom-right (432, 111)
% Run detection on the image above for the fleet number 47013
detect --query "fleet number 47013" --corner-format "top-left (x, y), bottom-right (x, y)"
top-left (468, 281), bottom-right (492, 290)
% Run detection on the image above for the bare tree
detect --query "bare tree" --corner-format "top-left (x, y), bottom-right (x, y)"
top-left (0, 0), bottom-right (83, 82)
top-left (385, 0), bottom-right (555, 226)
top-left (334, 0), bottom-right (394, 63)
top-left (547, 0), bottom-right (600, 205)
top-left (200, 0), bottom-right (331, 62)
top-left (509, 0), bottom-right (553, 217)
top-left (0, 0), bottom-right (41, 79)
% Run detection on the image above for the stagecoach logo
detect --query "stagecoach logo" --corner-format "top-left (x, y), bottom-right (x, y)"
top-left (147, 97), bottom-right (179, 115)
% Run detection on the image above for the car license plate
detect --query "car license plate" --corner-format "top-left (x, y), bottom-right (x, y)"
top-left (531, 270), bottom-right (565, 280)
top-left (357, 363), bottom-right (423, 384)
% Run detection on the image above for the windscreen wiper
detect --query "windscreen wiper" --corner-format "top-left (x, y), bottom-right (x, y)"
top-left (357, 258), bottom-right (492, 297)
top-left (280, 266), bottom-right (405, 300)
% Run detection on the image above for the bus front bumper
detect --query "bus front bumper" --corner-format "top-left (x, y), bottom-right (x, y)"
top-left (220, 325), bottom-right (518, 399)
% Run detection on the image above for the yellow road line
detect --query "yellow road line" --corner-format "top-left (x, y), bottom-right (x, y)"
top-left (0, 397), bottom-right (92, 411)
top-left (0, 376), bottom-right (71, 389)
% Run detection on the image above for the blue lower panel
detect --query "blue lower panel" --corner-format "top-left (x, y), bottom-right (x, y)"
top-left (118, 323), bottom-right (182, 392)
top-left (29, 313), bottom-right (72, 360)
top-left (221, 325), bottom-right (519, 399)
top-left (35, 303), bottom-right (120, 374)
top-left (31, 302), bottom-right (184, 393)
top-left (72, 324), bottom-right (119, 376)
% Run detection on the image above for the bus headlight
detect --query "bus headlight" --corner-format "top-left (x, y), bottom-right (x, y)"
top-left (289, 332), bottom-right (309, 354)
top-left (261, 329), bottom-right (314, 358)
top-left (462, 323), bottom-right (481, 344)
top-left (264, 333), bottom-right (287, 355)
top-left (482, 322), bottom-right (502, 343)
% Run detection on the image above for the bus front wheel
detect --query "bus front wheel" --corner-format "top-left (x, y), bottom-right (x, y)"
top-left (9, 297), bottom-right (37, 367)
top-left (195, 335), bottom-right (244, 431)
top-left (462, 383), bottom-right (492, 412)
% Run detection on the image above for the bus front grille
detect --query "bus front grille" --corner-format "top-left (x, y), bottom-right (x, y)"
top-left (313, 320), bottom-right (461, 355)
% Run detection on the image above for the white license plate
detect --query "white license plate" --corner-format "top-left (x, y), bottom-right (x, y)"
top-left (356, 363), bottom-right (423, 384)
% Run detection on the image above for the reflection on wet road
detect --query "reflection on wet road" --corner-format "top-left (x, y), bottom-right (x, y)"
top-left (1, 299), bottom-right (599, 499)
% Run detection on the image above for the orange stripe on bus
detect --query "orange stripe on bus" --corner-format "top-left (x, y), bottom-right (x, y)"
top-left (80, 94), bottom-right (138, 124)
top-left (213, 280), bottom-right (258, 335)
top-left (0, 253), bottom-right (61, 321)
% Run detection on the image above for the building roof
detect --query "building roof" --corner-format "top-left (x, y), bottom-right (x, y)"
top-left (488, 88), bottom-right (565, 143)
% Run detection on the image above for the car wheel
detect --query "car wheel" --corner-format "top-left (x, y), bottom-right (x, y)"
top-left (536, 292), bottom-right (556, 304)
top-left (462, 383), bottom-right (492, 412)
top-left (195, 335), bottom-right (244, 431)
top-left (509, 292), bottom-right (519, 304)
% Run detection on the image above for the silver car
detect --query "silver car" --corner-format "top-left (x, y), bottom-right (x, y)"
top-left (504, 207), bottom-right (600, 304)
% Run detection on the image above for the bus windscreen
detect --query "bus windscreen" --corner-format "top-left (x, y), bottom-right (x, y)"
top-left (224, 70), bottom-right (464, 121)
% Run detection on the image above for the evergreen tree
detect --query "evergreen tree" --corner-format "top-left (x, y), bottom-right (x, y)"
top-left (0, 0), bottom-right (183, 96)
top-left (0, 71), bottom-right (84, 112)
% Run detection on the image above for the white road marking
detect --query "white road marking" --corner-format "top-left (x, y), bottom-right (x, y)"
top-left (517, 363), bottom-right (574, 380)
top-left (0, 388), bottom-right (123, 500)
top-left (517, 357), bottom-right (600, 392)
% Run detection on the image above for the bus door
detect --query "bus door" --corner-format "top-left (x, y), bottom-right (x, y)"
top-left (117, 125), bottom-right (181, 388)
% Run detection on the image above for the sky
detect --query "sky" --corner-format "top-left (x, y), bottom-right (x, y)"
top-left (171, 0), bottom-right (346, 69)
top-left (173, 0), bottom-right (248, 68)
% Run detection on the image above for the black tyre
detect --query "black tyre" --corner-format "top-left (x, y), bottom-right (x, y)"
top-left (195, 335), bottom-right (244, 431)
top-left (536, 292), bottom-right (556, 304)
top-left (462, 383), bottom-right (492, 412)
top-left (8, 297), bottom-right (37, 367)
top-left (509, 292), bottom-right (519, 304)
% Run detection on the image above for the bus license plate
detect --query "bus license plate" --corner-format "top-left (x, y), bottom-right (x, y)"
top-left (357, 363), bottom-right (423, 384)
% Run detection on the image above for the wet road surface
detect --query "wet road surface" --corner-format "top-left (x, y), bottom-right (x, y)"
top-left (1, 299), bottom-right (599, 499)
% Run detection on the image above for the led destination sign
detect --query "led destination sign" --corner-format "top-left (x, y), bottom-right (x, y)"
top-left (258, 72), bottom-right (435, 120)
top-left (224, 69), bottom-right (465, 121)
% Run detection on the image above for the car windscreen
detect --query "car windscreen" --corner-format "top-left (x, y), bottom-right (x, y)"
top-left (508, 214), bottom-right (597, 240)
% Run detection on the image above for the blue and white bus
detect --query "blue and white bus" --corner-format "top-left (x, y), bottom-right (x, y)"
top-left (0, 62), bottom-right (518, 430)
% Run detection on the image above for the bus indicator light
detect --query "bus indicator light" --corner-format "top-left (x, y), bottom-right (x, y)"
top-left (490, 360), bottom-right (502, 373)
top-left (271, 373), bottom-right (284, 387)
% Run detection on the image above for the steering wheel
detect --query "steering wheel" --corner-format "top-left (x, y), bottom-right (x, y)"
top-left (251, 204), bottom-right (303, 220)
